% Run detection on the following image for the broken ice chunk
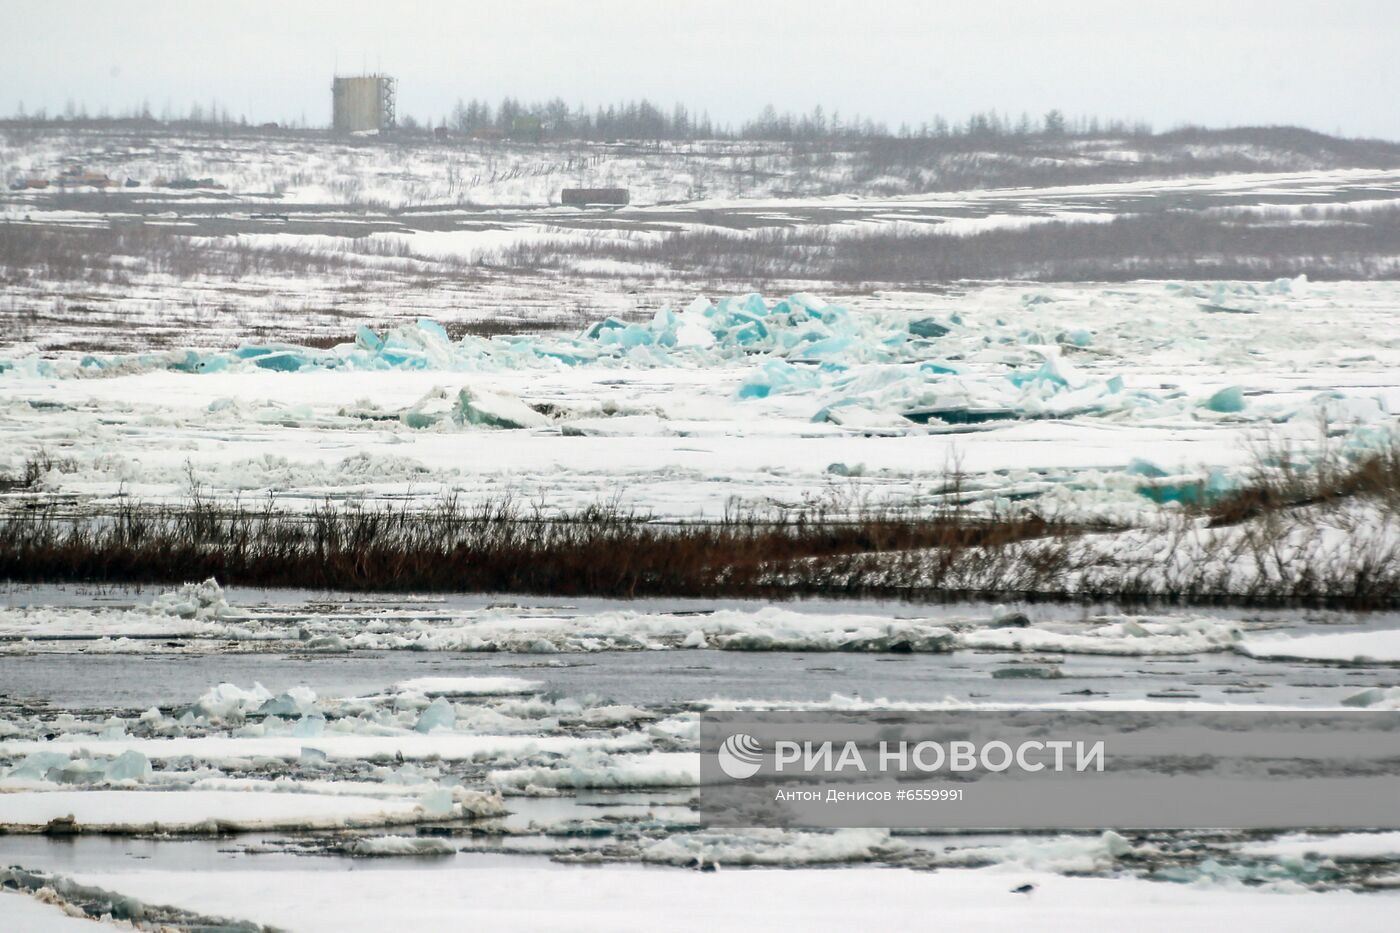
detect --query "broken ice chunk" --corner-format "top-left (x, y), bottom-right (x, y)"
top-left (194, 682), bottom-right (273, 722)
top-left (1024, 347), bottom-right (1088, 390)
top-left (455, 387), bottom-right (551, 429)
top-left (908, 318), bottom-right (950, 339)
top-left (169, 350), bottom-right (230, 374)
top-left (300, 746), bottom-right (329, 766)
top-left (919, 359), bottom-right (965, 376)
top-left (584, 317), bottom-right (628, 340)
top-left (737, 359), bottom-right (820, 399)
top-left (674, 319), bottom-right (717, 349)
top-left (399, 386), bottom-right (457, 429)
top-left (416, 320), bottom-right (451, 343)
top-left (1340, 686), bottom-right (1400, 708)
top-left (103, 750), bottom-right (152, 783)
top-left (1299, 392), bottom-right (1387, 425)
top-left (4, 750), bottom-right (70, 783)
top-left (355, 325), bottom-right (384, 352)
top-left (786, 293), bottom-right (830, 315)
top-left (530, 341), bottom-right (597, 366)
top-left (235, 346), bottom-right (308, 372)
top-left (1125, 458), bottom-right (1169, 479)
top-left (150, 578), bottom-right (233, 620)
top-left (1135, 478), bottom-right (1204, 507)
top-left (292, 714), bottom-right (326, 738)
top-left (1057, 328), bottom-right (1093, 348)
top-left (716, 292), bottom-right (769, 323)
top-left (683, 296), bottom-right (716, 318)
top-left (257, 686), bottom-right (319, 718)
top-left (1135, 469), bottom-right (1238, 507)
top-left (789, 333), bottom-right (854, 361)
top-left (1203, 386), bottom-right (1247, 413)
top-left (417, 787), bottom-right (457, 819)
top-left (414, 697), bottom-right (456, 733)
top-left (98, 718), bottom-right (127, 740)
top-left (609, 323), bottom-right (656, 349)
top-left (350, 834), bottom-right (456, 856)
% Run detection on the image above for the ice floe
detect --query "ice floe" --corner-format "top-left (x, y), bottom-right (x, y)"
top-left (0, 732), bottom-right (650, 765)
top-left (347, 834), bottom-right (457, 857)
top-left (394, 676), bottom-right (544, 696)
top-left (0, 789), bottom-right (434, 833)
top-left (489, 751), bottom-right (701, 793)
top-left (0, 584), bottom-right (1330, 660)
top-left (1242, 629), bottom-right (1400, 664)
top-left (149, 578), bottom-right (239, 620)
top-left (1239, 832), bottom-right (1400, 861)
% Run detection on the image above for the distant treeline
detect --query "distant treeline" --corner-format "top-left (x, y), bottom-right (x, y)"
top-left (7, 98), bottom-right (1151, 142)
top-left (435, 99), bottom-right (1145, 142)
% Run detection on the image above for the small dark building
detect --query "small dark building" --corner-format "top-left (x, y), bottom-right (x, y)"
top-left (561, 187), bottom-right (629, 207)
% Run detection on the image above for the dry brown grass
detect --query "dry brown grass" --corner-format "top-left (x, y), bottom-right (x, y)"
top-left (1206, 444), bottom-right (1400, 527)
top-left (5, 444), bottom-right (1400, 607)
top-left (0, 494), bottom-right (1079, 599)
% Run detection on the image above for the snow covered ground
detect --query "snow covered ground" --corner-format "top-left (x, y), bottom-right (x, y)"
top-left (9, 125), bottom-right (1396, 209)
top-left (4, 141), bottom-right (1399, 354)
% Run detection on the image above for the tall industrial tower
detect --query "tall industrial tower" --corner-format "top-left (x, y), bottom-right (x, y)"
top-left (331, 75), bottom-right (396, 134)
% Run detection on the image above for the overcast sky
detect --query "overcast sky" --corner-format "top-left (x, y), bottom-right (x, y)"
top-left (4, 0), bottom-right (1397, 138)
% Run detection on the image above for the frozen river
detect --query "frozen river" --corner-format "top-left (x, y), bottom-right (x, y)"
top-left (4, 586), bottom-right (1400, 929)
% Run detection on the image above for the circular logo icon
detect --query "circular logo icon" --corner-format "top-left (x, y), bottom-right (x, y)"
top-left (717, 733), bottom-right (764, 779)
